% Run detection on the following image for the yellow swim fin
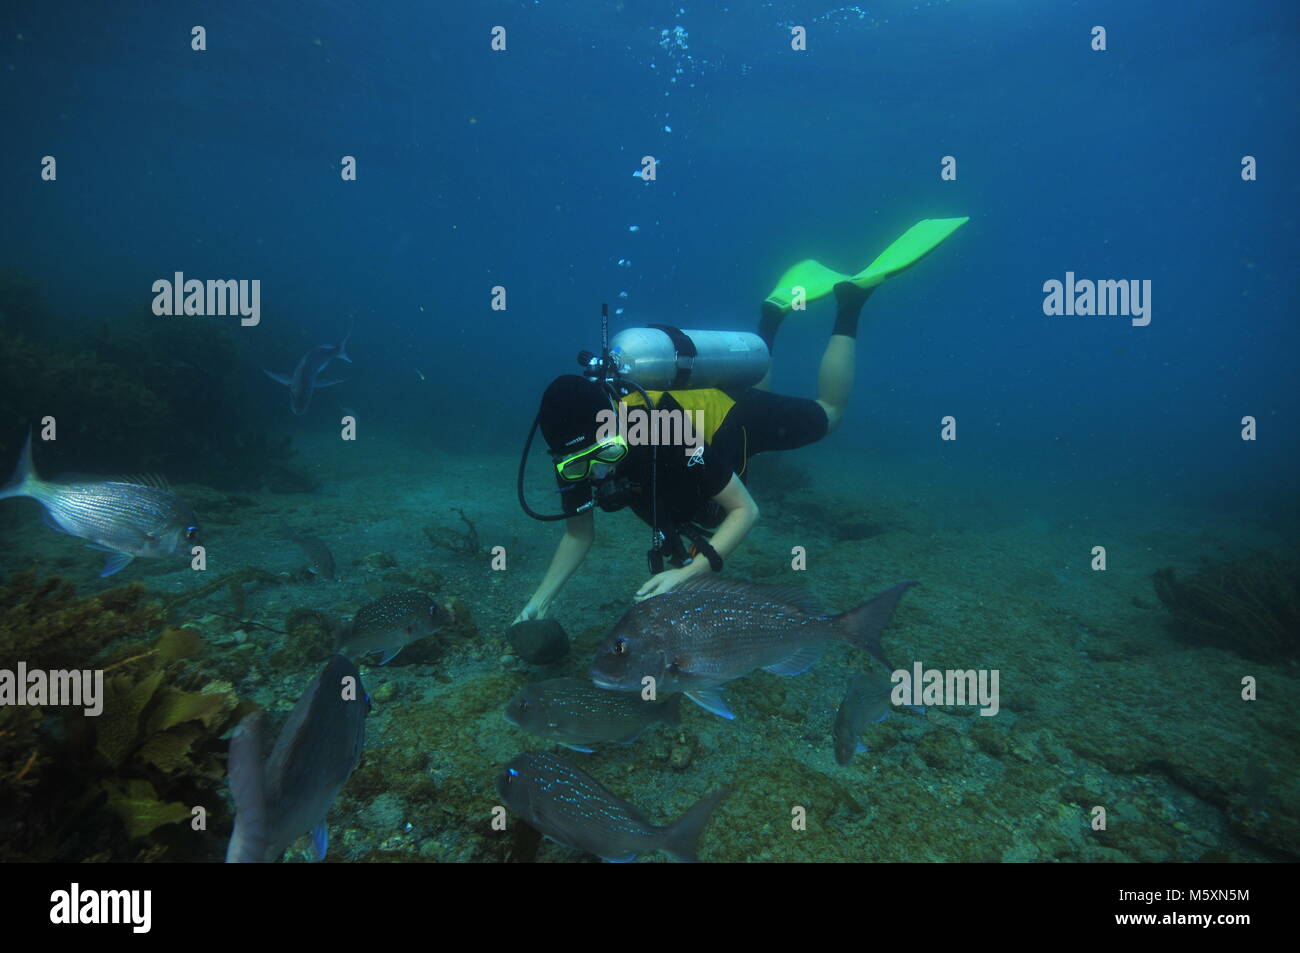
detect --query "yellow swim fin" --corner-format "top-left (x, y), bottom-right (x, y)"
top-left (763, 217), bottom-right (968, 312)
top-left (845, 217), bottom-right (969, 292)
top-left (763, 259), bottom-right (850, 311)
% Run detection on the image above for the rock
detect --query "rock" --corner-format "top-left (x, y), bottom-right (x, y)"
top-left (360, 792), bottom-right (406, 830)
top-left (669, 744), bottom-right (693, 771)
top-left (507, 619), bottom-right (569, 664)
top-left (361, 551), bottom-right (398, 571)
top-left (372, 681), bottom-right (397, 704)
top-left (916, 726), bottom-right (964, 770)
top-left (969, 719), bottom-right (1010, 758)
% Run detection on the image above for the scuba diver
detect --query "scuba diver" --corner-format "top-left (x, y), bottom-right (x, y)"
top-left (514, 217), bottom-right (968, 621)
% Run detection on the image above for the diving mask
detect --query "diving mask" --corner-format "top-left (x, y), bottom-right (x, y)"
top-left (554, 434), bottom-right (629, 482)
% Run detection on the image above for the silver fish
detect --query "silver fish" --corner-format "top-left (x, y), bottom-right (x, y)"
top-left (262, 332), bottom-right (351, 415)
top-left (0, 433), bottom-right (199, 577)
top-left (496, 751), bottom-right (729, 863)
top-left (336, 590), bottom-right (450, 664)
top-left (505, 678), bottom-right (681, 753)
top-left (591, 578), bottom-right (917, 719)
top-left (277, 524), bottom-right (336, 580)
top-left (832, 670), bottom-right (925, 765)
top-left (226, 655), bottom-right (369, 863)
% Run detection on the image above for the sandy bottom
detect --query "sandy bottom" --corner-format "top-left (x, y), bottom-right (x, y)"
top-left (1, 432), bottom-right (1295, 862)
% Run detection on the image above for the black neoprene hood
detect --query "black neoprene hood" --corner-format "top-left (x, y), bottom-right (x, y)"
top-left (537, 375), bottom-right (614, 453)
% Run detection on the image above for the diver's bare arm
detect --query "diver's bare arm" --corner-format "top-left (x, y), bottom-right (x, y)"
top-left (518, 510), bottom-right (595, 619)
top-left (690, 473), bottom-right (759, 573)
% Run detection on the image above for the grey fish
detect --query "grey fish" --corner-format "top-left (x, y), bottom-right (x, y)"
top-left (505, 678), bottom-right (682, 753)
top-left (832, 670), bottom-right (925, 766)
top-left (262, 332), bottom-right (351, 415)
top-left (591, 578), bottom-right (917, 720)
top-left (0, 433), bottom-right (200, 577)
top-left (277, 524), bottom-right (336, 580)
top-left (496, 751), bottom-right (729, 863)
top-left (336, 590), bottom-right (451, 664)
top-left (226, 655), bottom-right (369, 863)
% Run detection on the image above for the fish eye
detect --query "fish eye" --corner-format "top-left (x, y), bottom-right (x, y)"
top-left (613, 637), bottom-right (628, 656)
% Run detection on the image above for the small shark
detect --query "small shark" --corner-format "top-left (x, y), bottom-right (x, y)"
top-left (263, 332), bottom-right (351, 415)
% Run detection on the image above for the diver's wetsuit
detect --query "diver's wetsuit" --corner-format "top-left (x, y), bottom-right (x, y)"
top-left (555, 387), bottom-right (828, 535)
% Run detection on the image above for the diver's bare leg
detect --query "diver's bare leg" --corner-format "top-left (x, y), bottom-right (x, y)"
top-left (815, 283), bottom-right (874, 433)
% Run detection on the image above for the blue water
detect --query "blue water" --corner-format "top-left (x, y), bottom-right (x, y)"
top-left (5, 1), bottom-right (1295, 495)
top-left (0, 1), bottom-right (1297, 863)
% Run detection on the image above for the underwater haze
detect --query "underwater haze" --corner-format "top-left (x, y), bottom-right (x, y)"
top-left (0, 0), bottom-right (1297, 864)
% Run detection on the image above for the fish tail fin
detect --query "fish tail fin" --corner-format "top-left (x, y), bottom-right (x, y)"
top-left (337, 327), bottom-right (352, 364)
top-left (0, 430), bottom-right (38, 501)
top-left (225, 713), bottom-right (269, 863)
top-left (310, 822), bottom-right (329, 860)
top-left (661, 787), bottom-right (731, 863)
top-left (834, 580), bottom-right (919, 667)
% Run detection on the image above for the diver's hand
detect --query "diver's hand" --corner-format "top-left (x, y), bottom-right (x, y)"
top-left (634, 565), bottom-right (701, 602)
top-left (512, 600), bottom-right (549, 624)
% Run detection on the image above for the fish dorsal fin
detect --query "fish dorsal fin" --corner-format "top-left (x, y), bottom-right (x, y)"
top-left (115, 473), bottom-right (172, 491)
top-left (670, 578), bottom-right (821, 614)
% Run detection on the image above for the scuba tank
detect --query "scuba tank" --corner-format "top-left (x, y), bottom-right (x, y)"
top-left (607, 326), bottom-right (769, 392)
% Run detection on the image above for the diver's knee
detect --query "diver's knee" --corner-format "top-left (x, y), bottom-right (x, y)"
top-left (817, 399), bottom-right (843, 434)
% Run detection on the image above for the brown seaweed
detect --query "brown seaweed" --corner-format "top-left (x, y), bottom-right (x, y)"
top-left (1153, 552), bottom-right (1300, 663)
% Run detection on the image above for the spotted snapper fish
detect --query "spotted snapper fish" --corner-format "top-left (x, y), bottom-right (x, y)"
top-left (505, 678), bottom-right (682, 753)
top-left (226, 655), bottom-right (369, 863)
top-left (497, 751), bottom-right (729, 863)
top-left (592, 578), bottom-right (917, 720)
top-left (0, 433), bottom-right (200, 577)
top-left (336, 590), bottom-right (452, 665)
top-left (833, 670), bottom-right (926, 766)
top-left (262, 332), bottom-right (351, 415)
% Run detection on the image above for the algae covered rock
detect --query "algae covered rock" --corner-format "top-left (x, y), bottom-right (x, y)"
top-left (508, 619), bottom-right (569, 664)
top-left (916, 725), bottom-right (965, 770)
